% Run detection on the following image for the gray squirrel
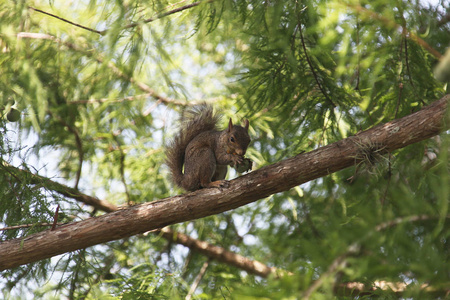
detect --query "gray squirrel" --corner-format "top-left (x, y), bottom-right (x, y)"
top-left (166, 105), bottom-right (251, 191)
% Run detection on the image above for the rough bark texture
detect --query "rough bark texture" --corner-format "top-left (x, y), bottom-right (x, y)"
top-left (3, 164), bottom-right (290, 277)
top-left (0, 95), bottom-right (448, 271)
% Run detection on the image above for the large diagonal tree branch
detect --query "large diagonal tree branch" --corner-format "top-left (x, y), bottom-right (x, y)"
top-left (2, 162), bottom-right (286, 278)
top-left (0, 95), bottom-right (448, 271)
top-left (4, 167), bottom-right (447, 297)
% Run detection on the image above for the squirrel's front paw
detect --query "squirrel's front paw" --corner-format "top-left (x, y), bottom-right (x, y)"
top-left (234, 158), bottom-right (253, 173)
top-left (231, 155), bottom-right (244, 166)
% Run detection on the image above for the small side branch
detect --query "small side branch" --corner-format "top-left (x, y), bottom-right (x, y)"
top-left (50, 111), bottom-right (84, 190)
top-left (0, 222), bottom-right (66, 231)
top-left (185, 259), bottom-right (210, 300)
top-left (112, 133), bottom-right (132, 205)
top-left (28, 7), bottom-right (103, 35)
top-left (295, 3), bottom-right (336, 107)
top-left (29, 1), bottom-right (207, 36)
top-left (156, 227), bottom-right (289, 278)
top-left (123, 1), bottom-right (205, 32)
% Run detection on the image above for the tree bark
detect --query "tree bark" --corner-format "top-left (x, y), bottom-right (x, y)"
top-left (2, 163), bottom-right (291, 278)
top-left (0, 95), bottom-right (448, 271)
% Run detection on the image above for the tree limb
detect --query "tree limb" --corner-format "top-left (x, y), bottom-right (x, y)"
top-left (0, 95), bottom-right (448, 271)
top-left (0, 161), bottom-right (119, 213)
top-left (157, 227), bottom-right (286, 278)
top-left (1, 162), bottom-right (289, 278)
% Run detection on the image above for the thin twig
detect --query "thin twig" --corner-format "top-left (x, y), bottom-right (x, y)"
top-left (346, 3), bottom-right (442, 59)
top-left (0, 222), bottom-right (66, 231)
top-left (403, 30), bottom-right (426, 107)
top-left (296, 7), bottom-right (336, 107)
top-left (185, 259), bottom-right (210, 300)
top-left (380, 154), bottom-right (392, 205)
top-left (16, 32), bottom-right (59, 41)
top-left (51, 204), bottom-right (60, 231)
top-left (70, 93), bottom-right (153, 105)
top-left (49, 111), bottom-right (84, 190)
top-left (28, 7), bottom-right (103, 35)
top-left (123, 1), bottom-right (204, 31)
top-left (354, 14), bottom-right (361, 94)
top-left (302, 248), bottom-right (354, 299)
top-left (1, 160), bottom-right (119, 213)
top-left (29, 1), bottom-right (206, 36)
top-left (112, 133), bottom-right (132, 205)
top-left (374, 214), bottom-right (440, 232)
top-left (69, 249), bottom-right (86, 300)
top-left (394, 26), bottom-right (406, 119)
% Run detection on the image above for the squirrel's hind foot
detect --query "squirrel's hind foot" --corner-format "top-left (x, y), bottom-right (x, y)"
top-left (204, 180), bottom-right (230, 190)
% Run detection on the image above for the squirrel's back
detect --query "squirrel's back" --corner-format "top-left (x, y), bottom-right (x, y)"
top-left (166, 105), bottom-right (221, 189)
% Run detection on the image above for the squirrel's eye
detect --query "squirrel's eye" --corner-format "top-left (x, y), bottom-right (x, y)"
top-left (230, 137), bottom-right (235, 143)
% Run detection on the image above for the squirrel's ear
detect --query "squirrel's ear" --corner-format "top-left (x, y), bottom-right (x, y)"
top-left (243, 119), bottom-right (249, 131)
top-left (228, 118), bottom-right (233, 132)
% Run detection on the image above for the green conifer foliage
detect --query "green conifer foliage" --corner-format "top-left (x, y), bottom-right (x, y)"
top-left (0, 0), bottom-right (449, 299)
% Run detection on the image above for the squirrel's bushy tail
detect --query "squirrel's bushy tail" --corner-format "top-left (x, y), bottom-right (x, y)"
top-left (166, 105), bottom-right (220, 189)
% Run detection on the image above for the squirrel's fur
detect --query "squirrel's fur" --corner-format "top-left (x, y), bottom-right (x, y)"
top-left (166, 105), bottom-right (250, 191)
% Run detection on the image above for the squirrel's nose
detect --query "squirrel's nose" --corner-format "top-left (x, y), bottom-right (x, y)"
top-left (235, 149), bottom-right (245, 156)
